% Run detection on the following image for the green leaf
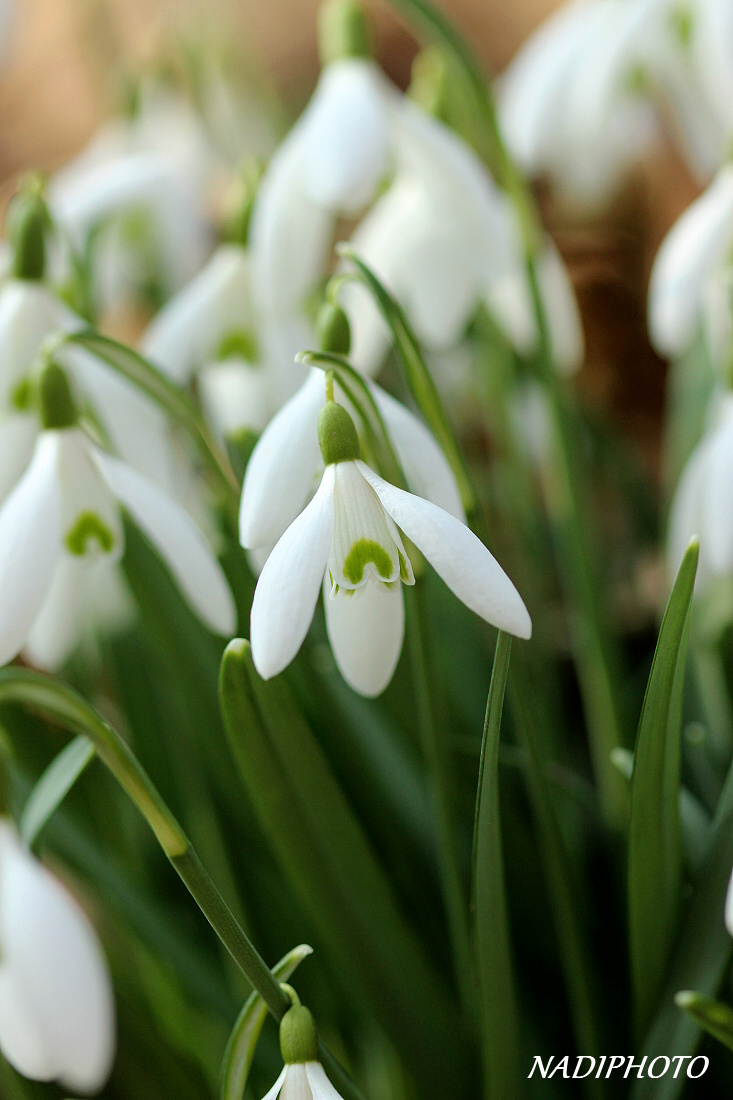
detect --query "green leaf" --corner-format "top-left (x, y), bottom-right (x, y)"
top-left (220, 944), bottom-right (312, 1100)
top-left (219, 640), bottom-right (466, 1096)
top-left (629, 539), bottom-right (699, 1035)
top-left (471, 632), bottom-right (520, 1100)
top-left (675, 991), bottom-right (733, 1053)
top-left (337, 246), bottom-right (475, 514)
top-left (19, 734), bottom-right (95, 847)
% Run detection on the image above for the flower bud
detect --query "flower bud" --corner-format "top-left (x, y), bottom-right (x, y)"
top-left (7, 188), bottom-right (50, 281)
top-left (317, 0), bottom-right (373, 66)
top-left (318, 399), bottom-right (360, 465)
top-left (316, 301), bottom-right (351, 355)
top-left (38, 361), bottom-right (78, 431)
top-left (279, 1004), bottom-right (319, 1065)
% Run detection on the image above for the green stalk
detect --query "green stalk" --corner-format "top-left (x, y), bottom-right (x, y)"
top-left (0, 669), bottom-right (365, 1100)
top-left (385, 0), bottom-right (627, 827)
top-left (405, 589), bottom-right (475, 1020)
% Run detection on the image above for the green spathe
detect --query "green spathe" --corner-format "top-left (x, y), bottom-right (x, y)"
top-left (317, 301), bottom-right (352, 356)
top-left (317, 0), bottom-right (373, 65)
top-left (38, 362), bottom-right (78, 431)
top-left (318, 401), bottom-right (361, 465)
top-left (280, 1004), bottom-right (319, 1064)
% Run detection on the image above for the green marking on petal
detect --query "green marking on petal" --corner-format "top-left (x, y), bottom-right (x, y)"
top-left (217, 328), bottom-right (260, 364)
top-left (342, 538), bottom-right (393, 584)
top-left (65, 511), bottom-right (116, 556)
top-left (398, 550), bottom-right (412, 583)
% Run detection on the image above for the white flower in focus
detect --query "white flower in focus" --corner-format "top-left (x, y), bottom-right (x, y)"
top-left (726, 863), bottom-right (733, 936)
top-left (250, 399), bottom-right (530, 696)
top-left (668, 392), bottom-right (733, 590)
top-left (142, 243), bottom-right (309, 436)
top-left (261, 1062), bottom-right (346, 1100)
top-left (649, 164), bottom-right (733, 370)
top-left (0, 819), bottom-right (115, 1091)
top-left (0, 369), bottom-right (236, 669)
top-left (240, 368), bottom-right (465, 552)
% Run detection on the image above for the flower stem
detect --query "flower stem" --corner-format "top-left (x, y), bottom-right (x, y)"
top-left (0, 668), bottom-right (367, 1100)
top-left (405, 588), bottom-right (475, 1021)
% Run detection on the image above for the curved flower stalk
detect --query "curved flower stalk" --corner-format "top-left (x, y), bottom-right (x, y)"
top-left (0, 818), bottom-right (115, 1092)
top-left (240, 366), bottom-right (465, 553)
top-left (649, 164), bottom-right (733, 372)
top-left (667, 392), bottom-right (733, 591)
top-left (0, 365), bottom-right (236, 669)
top-left (141, 242), bottom-right (310, 437)
top-left (250, 396), bottom-right (530, 695)
top-left (499, 0), bottom-right (732, 208)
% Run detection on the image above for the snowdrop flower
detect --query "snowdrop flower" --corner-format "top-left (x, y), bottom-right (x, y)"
top-left (240, 349), bottom-right (465, 553)
top-left (0, 363), bottom-right (236, 669)
top-left (262, 996), bottom-right (345, 1100)
top-left (0, 818), bottom-right (115, 1091)
top-left (668, 391), bottom-right (733, 590)
top-left (142, 242), bottom-right (309, 437)
top-left (250, 396), bottom-right (530, 695)
top-left (649, 164), bottom-right (733, 371)
top-left (726, 863), bottom-right (733, 937)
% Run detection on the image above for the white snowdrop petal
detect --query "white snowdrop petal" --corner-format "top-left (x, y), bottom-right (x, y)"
top-left (0, 970), bottom-right (52, 1082)
top-left (281, 1062), bottom-right (313, 1100)
top-left (0, 435), bottom-right (62, 666)
top-left (726, 866), bottom-right (733, 938)
top-left (261, 1065), bottom-right (289, 1100)
top-left (141, 245), bottom-right (253, 384)
top-left (540, 243), bottom-right (584, 374)
top-left (56, 430), bottom-right (124, 560)
top-left (251, 466), bottom-right (335, 679)
top-left (667, 438), bottom-right (710, 586)
top-left (372, 385), bottom-right (465, 520)
top-left (0, 281), bottom-right (80, 407)
top-left (0, 413), bottom-right (37, 504)
top-left (300, 60), bottom-right (392, 213)
top-left (649, 166), bottom-right (733, 357)
top-left (240, 372), bottom-right (325, 549)
top-left (324, 575), bottom-right (405, 697)
top-left (702, 417), bottom-right (733, 574)
top-left (357, 462), bottom-right (532, 638)
top-left (305, 1061), bottom-right (346, 1100)
top-left (23, 555), bottom-right (96, 672)
top-left (0, 823), bottom-right (115, 1092)
top-left (330, 462), bottom-right (403, 589)
top-left (95, 452), bottom-right (236, 636)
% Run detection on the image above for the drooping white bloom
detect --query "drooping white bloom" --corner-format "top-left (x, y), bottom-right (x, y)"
top-left (649, 164), bottom-right (733, 369)
top-left (667, 392), bottom-right (733, 590)
top-left (0, 819), bottom-right (115, 1091)
top-left (0, 276), bottom-right (172, 495)
top-left (239, 369), bottom-right (465, 552)
top-left (250, 401), bottom-right (530, 696)
top-left (726, 863), bottom-right (733, 937)
top-left (142, 243), bottom-right (309, 436)
top-left (0, 425), bottom-right (236, 668)
top-left (261, 1061), bottom-right (346, 1100)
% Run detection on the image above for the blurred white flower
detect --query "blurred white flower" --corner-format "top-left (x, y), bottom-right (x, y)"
top-left (239, 368), bottom-right (465, 551)
top-left (0, 419), bottom-right (236, 669)
top-left (649, 164), bottom-right (733, 369)
top-left (726, 862), bottom-right (733, 936)
top-left (142, 243), bottom-right (309, 436)
top-left (250, 400), bottom-right (530, 696)
top-left (262, 1061), bottom-right (345, 1100)
top-left (0, 819), bottom-right (115, 1092)
top-left (668, 391), bottom-right (733, 589)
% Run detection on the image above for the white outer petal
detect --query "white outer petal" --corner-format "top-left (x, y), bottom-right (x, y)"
top-left (23, 555), bottom-right (104, 672)
top-left (0, 281), bottom-right (80, 406)
top-left (305, 1061), bottom-right (346, 1100)
top-left (261, 1065), bottom-right (288, 1100)
top-left (281, 1062), bottom-right (312, 1100)
top-left (667, 436), bottom-right (710, 587)
top-left (0, 434), bottom-right (62, 666)
top-left (0, 413), bottom-right (37, 504)
top-left (649, 166), bottom-right (733, 358)
top-left (324, 575), bottom-right (405, 697)
top-left (95, 451), bottom-right (236, 636)
top-left (541, 243), bottom-right (585, 374)
top-left (0, 822), bottom-right (115, 1092)
top-left (702, 415), bottom-right (733, 574)
top-left (372, 385), bottom-right (465, 520)
top-left (141, 245), bottom-right (253, 384)
top-left (357, 462), bottom-right (532, 638)
top-left (250, 466), bottom-right (335, 680)
top-left (239, 371), bottom-right (325, 549)
top-left (726, 865), bottom-right (733, 938)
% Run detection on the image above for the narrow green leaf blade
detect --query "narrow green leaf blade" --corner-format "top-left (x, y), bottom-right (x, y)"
top-left (472, 632), bottom-right (520, 1100)
top-left (20, 735), bottom-right (95, 847)
top-left (629, 539), bottom-right (699, 1035)
top-left (675, 991), bottom-right (733, 1053)
top-left (220, 944), bottom-right (313, 1100)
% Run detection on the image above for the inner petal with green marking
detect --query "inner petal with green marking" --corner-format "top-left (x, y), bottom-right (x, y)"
top-left (329, 461), bottom-right (414, 591)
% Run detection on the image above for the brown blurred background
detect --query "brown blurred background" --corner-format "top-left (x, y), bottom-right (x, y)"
top-left (0, 0), bottom-right (705, 467)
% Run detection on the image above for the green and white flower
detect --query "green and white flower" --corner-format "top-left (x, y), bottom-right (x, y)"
top-left (250, 399), bottom-right (530, 696)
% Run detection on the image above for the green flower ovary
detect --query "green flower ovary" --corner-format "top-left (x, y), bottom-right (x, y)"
top-left (65, 511), bottom-right (116, 556)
